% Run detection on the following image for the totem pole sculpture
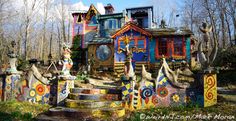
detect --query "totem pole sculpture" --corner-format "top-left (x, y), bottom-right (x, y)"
top-left (122, 35), bottom-right (135, 79)
top-left (120, 35), bottom-right (137, 109)
top-left (55, 43), bottom-right (76, 105)
top-left (198, 22), bottom-right (218, 107)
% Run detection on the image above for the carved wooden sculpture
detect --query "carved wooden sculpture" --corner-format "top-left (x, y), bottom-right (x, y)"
top-left (198, 22), bottom-right (218, 71)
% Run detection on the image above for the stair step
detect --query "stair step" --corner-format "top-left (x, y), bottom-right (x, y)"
top-left (48, 107), bottom-right (125, 118)
top-left (65, 99), bottom-right (122, 108)
top-left (70, 88), bottom-right (122, 94)
top-left (68, 93), bottom-right (121, 101)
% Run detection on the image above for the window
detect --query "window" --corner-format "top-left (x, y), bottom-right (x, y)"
top-left (118, 36), bottom-right (147, 53)
top-left (174, 37), bottom-right (183, 55)
top-left (137, 18), bottom-right (143, 27)
top-left (109, 20), bottom-right (113, 29)
top-left (137, 40), bottom-right (145, 48)
top-left (113, 20), bottom-right (116, 29)
top-left (129, 40), bottom-right (135, 48)
top-left (89, 16), bottom-right (97, 25)
top-left (96, 45), bottom-right (112, 61)
top-left (74, 24), bottom-right (82, 35)
top-left (158, 38), bottom-right (168, 56)
top-left (105, 19), bottom-right (117, 29)
top-left (76, 14), bottom-right (82, 23)
top-left (120, 41), bottom-right (126, 49)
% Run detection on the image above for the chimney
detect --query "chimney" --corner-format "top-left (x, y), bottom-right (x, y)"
top-left (104, 3), bottom-right (114, 14)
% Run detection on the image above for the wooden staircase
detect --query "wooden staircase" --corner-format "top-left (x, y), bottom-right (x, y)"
top-left (113, 62), bottom-right (125, 77)
top-left (134, 62), bottom-right (149, 74)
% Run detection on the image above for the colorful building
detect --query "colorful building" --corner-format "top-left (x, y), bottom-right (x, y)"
top-left (71, 4), bottom-right (193, 73)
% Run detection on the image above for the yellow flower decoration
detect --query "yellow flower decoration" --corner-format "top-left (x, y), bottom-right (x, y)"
top-left (124, 35), bottom-right (130, 45)
top-left (184, 96), bottom-right (191, 103)
top-left (6, 78), bottom-right (11, 84)
top-left (172, 94), bottom-right (179, 102)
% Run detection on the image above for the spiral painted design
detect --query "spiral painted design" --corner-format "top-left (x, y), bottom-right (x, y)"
top-left (152, 96), bottom-right (158, 105)
top-left (141, 88), bottom-right (153, 99)
top-left (205, 75), bottom-right (215, 100)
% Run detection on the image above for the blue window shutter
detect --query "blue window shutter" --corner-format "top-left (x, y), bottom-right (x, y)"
top-left (109, 20), bottom-right (112, 29)
top-left (113, 20), bottom-right (116, 29)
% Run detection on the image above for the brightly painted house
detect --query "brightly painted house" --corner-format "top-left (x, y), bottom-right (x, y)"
top-left (111, 22), bottom-right (151, 75)
top-left (71, 4), bottom-right (193, 72)
top-left (148, 28), bottom-right (193, 71)
top-left (72, 4), bottom-right (100, 65)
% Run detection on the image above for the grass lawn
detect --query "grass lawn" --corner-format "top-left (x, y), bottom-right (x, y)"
top-left (0, 94), bottom-right (235, 121)
top-left (125, 95), bottom-right (236, 121)
top-left (0, 100), bottom-right (50, 121)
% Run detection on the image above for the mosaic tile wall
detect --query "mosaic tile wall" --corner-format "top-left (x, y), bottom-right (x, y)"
top-left (121, 69), bottom-right (216, 110)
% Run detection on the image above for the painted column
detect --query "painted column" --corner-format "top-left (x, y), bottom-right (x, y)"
top-left (203, 73), bottom-right (217, 107)
top-left (186, 37), bottom-right (191, 63)
top-left (148, 8), bottom-right (152, 28)
top-left (127, 11), bottom-right (131, 20)
top-left (3, 74), bottom-right (21, 101)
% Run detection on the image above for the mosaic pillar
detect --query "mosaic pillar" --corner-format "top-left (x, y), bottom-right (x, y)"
top-left (203, 73), bottom-right (217, 107)
top-left (54, 76), bottom-right (75, 106)
top-left (121, 78), bottom-right (133, 110)
top-left (3, 74), bottom-right (21, 101)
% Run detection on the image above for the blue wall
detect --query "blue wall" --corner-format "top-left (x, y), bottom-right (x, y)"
top-left (114, 30), bottom-right (149, 63)
top-left (186, 37), bottom-right (191, 63)
top-left (149, 38), bottom-right (156, 63)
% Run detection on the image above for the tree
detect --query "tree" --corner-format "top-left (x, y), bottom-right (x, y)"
top-left (71, 35), bottom-right (82, 70)
top-left (226, 0), bottom-right (236, 43)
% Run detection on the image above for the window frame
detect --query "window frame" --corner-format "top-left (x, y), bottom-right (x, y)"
top-left (155, 36), bottom-right (186, 59)
top-left (157, 37), bottom-right (168, 56)
top-left (173, 36), bottom-right (184, 56)
top-left (118, 36), bottom-right (147, 53)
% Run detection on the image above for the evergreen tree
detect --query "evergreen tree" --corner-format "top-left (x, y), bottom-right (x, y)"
top-left (71, 35), bottom-right (82, 71)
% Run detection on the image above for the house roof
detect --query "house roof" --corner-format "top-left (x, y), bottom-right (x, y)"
top-left (71, 4), bottom-right (100, 17)
top-left (111, 22), bottom-right (152, 39)
top-left (126, 6), bottom-right (153, 11)
top-left (97, 13), bottom-right (123, 20)
top-left (88, 37), bottom-right (113, 44)
top-left (146, 28), bottom-right (193, 36)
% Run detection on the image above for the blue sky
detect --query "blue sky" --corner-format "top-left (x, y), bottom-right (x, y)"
top-left (71, 0), bottom-right (148, 13)
top-left (70, 0), bottom-right (185, 26)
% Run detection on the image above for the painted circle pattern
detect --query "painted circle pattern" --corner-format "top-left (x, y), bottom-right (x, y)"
top-left (141, 87), bottom-right (153, 99)
top-left (157, 87), bottom-right (168, 97)
top-left (36, 84), bottom-right (45, 96)
top-left (5, 85), bottom-right (11, 91)
top-left (29, 89), bottom-right (36, 98)
top-left (152, 96), bottom-right (158, 105)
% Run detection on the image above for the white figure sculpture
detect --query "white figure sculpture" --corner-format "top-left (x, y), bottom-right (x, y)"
top-left (60, 43), bottom-right (73, 76)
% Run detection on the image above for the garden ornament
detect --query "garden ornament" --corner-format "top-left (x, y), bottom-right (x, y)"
top-left (6, 41), bottom-right (21, 74)
top-left (59, 43), bottom-right (73, 76)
